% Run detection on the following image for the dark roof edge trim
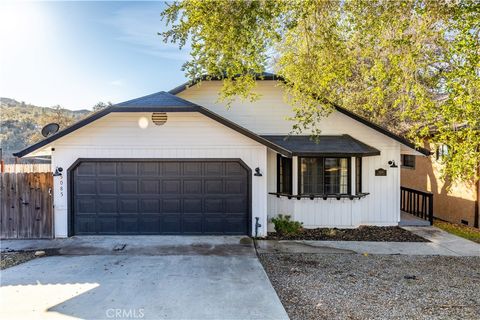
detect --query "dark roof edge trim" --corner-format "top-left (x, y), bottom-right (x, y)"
top-left (168, 73), bottom-right (282, 95)
top-left (169, 74), bottom-right (430, 156)
top-left (292, 152), bottom-right (380, 157)
top-left (332, 104), bottom-right (431, 156)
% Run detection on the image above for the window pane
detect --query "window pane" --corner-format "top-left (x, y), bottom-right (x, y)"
top-left (324, 158), bottom-right (349, 194)
top-left (300, 158), bottom-right (323, 194)
top-left (278, 156), bottom-right (292, 193)
top-left (356, 157), bottom-right (362, 193)
top-left (401, 154), bottom-right (415, 168)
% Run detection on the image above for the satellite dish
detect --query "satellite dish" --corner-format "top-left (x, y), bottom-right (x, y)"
top-left (41, 123), bottom-right (60, 137)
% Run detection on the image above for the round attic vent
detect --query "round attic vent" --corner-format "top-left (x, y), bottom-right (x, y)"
top-left (151, 112), bottom-right (167, 126)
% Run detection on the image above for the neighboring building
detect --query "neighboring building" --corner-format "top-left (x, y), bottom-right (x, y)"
top-left (401, 145), bottom-right (479, 228)
top-left (14, 74), bottom-right (429, 237)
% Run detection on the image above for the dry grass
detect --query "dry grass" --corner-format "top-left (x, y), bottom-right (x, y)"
top-left (434, 219), bottom-right (480, 244)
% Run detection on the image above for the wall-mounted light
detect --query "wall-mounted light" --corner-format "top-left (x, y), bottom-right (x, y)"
top-left (138, 117), bottom-right (149, 129)
top-left (388, 160), bottom-right (398, 168)
top-left (53, 167), bottom-right (63, 177)
top-left (254, 167), bottom-right (262, 176)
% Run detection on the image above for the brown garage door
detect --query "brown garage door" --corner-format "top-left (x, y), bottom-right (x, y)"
top-left (71, 160), bottom-right (250, 235)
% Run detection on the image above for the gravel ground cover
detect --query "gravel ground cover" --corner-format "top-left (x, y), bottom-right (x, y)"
top-left (265, 226), bottom-right (428, 242)
top-left (259, 253), bottom-right (480, 319)
top-left (0, 251), bottom-right (37, 269)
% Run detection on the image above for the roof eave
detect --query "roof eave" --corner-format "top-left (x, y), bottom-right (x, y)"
top-left (292, 151), bottom-right (381, 157)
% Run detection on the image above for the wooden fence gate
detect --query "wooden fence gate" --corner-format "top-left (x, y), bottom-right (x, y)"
top-left (1, 172), bottom-right (54, 239)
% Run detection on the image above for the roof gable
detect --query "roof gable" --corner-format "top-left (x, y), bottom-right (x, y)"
top-left (170, 75), bottom-right (430, 156)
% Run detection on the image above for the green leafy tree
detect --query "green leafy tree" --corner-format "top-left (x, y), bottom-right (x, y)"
top-left (161, 0), bottom-right (479, 182)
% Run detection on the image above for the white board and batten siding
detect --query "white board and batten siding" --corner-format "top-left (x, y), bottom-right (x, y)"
top-left (42, 112), bottom-right (268, 237)
top-left (180, 81), bottom-right (402, 229)
top-left (30, 80), bottom-right (406, 237)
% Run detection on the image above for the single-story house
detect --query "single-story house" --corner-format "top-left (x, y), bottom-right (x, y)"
top-left (14, 73), bottom-right (429, 237)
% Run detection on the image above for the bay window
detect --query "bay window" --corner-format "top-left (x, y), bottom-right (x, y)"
top-left (299, 157), bottom-right (350, 195)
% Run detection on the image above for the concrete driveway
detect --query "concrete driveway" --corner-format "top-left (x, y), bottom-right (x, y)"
top-left (0, 236), bottom-right (288, 320)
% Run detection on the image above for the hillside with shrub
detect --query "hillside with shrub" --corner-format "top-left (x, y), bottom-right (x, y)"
top-left (0, 98), bottom-right (93, 161)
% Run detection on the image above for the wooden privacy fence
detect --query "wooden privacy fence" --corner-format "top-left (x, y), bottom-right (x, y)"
top-left (1, 172), bottom-right (54, 239)
top-left (2, 163), bottom-right (51, 173)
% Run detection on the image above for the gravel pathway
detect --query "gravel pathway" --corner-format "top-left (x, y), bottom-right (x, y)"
top-left (259, 253), bottom-right (480, 319)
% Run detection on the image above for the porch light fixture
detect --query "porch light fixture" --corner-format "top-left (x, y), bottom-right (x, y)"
top-left (388, 160), bottom-right (398, 168)
top-left (138, 117), bottom-right (149, 129)
top-left (53, 167), bottom-right (63, 177)
top-left (254, 167), bottom-right (262, 176)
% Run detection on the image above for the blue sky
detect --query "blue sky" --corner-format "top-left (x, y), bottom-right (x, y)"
top-left (0, 1), bottom-right (189, 110)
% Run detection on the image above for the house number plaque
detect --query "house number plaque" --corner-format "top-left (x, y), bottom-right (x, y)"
top-left (375, 168), bottom-right (387, 176)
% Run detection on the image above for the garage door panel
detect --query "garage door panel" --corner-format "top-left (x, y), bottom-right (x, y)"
top-left (204, 199), bottom-right (224, 213)
top-left (164, 162), bottom-right (181, 176)
top-left (76, 198), bottom-right (96, 214)
top-left (98, 180), bottom-right (117, 195)
top-left (119, 180), bottom-right (138, 194)
top-left (118, 199), bottom-right (138, 214)
top-left (76, 162), bottom-right (96, 176)
top-left (75, 216), bottom-right (96, 234)
top-left (140, 199), bottom-right (160, 213)
top-left (117, 217), bottom-right (138, 234)
top-left (163, 199), bottom-right (181, 213)
top-left (225, 179), bottom-right (245, 194)
top-left (205, 179), bottom-right (223, 194)
top-left (97, 199), bottom-right (117, 214)
top-left (139, 162), bottom-right (159, 176)
top-left (183, 199), bottom-right (202, 213)
top-left (226, 198), bottom-right (247, 213)
top-left (96, 217), bottom-right (117, 234)
top-left (205, 162), bottom-right (224, 176)
top-left (139, 216), bottom-right (161, 234)
top-left (76, 180), bottom-right (96, 195)
top-left (163, 180), bottom-right (181, 194)
top-left (119, 162), bottom-right (138, 176)
top-left (98, 162), bottom-right (116, 176)
top-left (162, 215), bottom-right (181, 234)
top-left (203, 217), bottom-right (223, 233)
top-left (139, 180), bottom-right (159, 194)
top-left (224, 218), bottom-right (247, 234)
top-left (226, 162), bottom-right (247, 176)
top-left (183, 180), bottom-right (202, 194)
top-left (183, 215), bottom-right (203, 234)
top-left (73, 160), bottom-right (249, 235)
top-left (183, 162), bottom-right (202, 176)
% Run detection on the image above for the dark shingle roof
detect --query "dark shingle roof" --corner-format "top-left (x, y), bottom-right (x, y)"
top-left (116, 91), bottom-right (197, 107)
top-left (260, 135), bottom-right (380, 157)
